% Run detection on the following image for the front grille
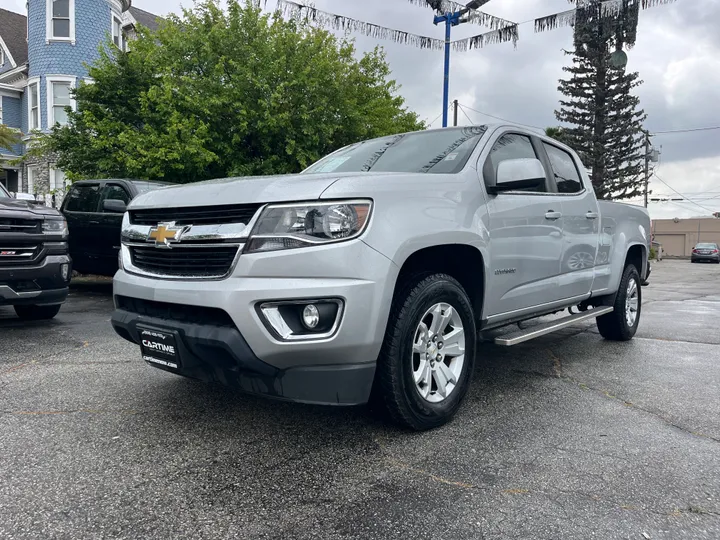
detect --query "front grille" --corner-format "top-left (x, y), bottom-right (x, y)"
top-left (0, 218), bottom-right (41, 233)
top-left (0, 244), bottom-right (41, 266)
top-left (129, 246), bottom-right (239, 278)
top-left (115, 295), bottom-right (235, 328)
top-left (130, 204), bottom-right (262, 226)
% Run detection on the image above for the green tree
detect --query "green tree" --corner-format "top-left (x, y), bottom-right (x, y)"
top-left (49, 0), bottom-right (424, 182)
top-left (554, 1), bottom-right (646, 200)
top-left (0, 123), bottom-right (21, 158)
top-left (544, 126), bottom-right (567, 143)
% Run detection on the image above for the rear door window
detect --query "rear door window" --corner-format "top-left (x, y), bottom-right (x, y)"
top-left (65, 184), bottom-right (101, 212)
top-left (543, 143), bottom-right (584, 194)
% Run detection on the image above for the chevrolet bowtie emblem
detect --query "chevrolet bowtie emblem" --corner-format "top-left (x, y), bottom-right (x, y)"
top-left (147, 222), bottom-right (186, 248)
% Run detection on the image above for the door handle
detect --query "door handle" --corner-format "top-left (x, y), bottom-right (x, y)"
top-left (586, 212), bottom-right (599, 220)
top-left (545, 211), bottom-right (562, 221)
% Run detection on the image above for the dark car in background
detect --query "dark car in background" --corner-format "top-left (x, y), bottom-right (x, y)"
top-left (0, 183), bottom-right (71, 320)
top-left (691, 243), bottom-right (720, 264)
top-left (61, 179), bottom-right (168, 276)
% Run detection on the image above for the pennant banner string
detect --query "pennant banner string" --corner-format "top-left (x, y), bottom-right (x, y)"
top-left (276, 0), bottom-right (445, 50)
top-left (536, 0), bottom-right (677, 33)
top-left (274, 0), bottom-right (676, 53)
top-left (451, 24), bottom-right (520, 51)
top-left (404, 0), bottom-right (517, 31)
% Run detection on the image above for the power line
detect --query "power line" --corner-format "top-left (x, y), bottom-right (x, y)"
top-left (458, 103), bottom-right (542, 130)
top-left (457, 104), bottom-right (475, 126)
top-left (652, 126), bottom-right (720, 135)
top-left (428, 105), bottom-right (452, 128)
top-left (651, 173), bottom-right (718, 214)
top-left (427, 110), bottom-right (446, 128)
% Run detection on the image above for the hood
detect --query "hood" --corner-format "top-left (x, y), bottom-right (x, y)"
top-left (0, 199), bottom-right (63, 218)
top-left (129, 172), bottom-right (364, 210)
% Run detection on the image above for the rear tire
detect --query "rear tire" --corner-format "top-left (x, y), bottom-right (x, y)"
top-left (14, 304), bottom-right (62, 321)
top-left (596, 265), bottom-right (641, 341)
top-left (374, 274), bottom-right (476, 431)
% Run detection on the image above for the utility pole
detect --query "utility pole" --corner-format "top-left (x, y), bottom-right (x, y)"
top-left (433, 1), bottom-right (489, 128)
top-left (453, 99), bottom-right (459, 127)
top-left (643, 129), bottom-right (650, 208)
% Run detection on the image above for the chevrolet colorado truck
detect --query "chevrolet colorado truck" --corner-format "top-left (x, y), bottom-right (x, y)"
top-left (111, 125), bottom-right (650, 430)
top-left (0, 183), bottom-right (71, 320)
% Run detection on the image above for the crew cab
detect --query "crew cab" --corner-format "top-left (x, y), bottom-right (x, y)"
top-left (0, 183), bottom-right (71, 320)
top-left (111, 125), bottom-right (651, 430)
top-left (61, 179), bottom-right (168, 276)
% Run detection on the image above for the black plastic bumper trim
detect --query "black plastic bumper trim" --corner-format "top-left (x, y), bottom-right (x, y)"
top-left (110, 309), bottom-right (375, 406)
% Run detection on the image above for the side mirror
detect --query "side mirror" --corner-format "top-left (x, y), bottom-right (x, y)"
top-left (103, 199), bottom-right (127, 213)
top-left (489, 158), bottom-right (546, 193)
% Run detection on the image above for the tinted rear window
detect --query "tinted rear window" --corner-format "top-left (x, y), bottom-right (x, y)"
top-left (696, 244), bottom-right (717, 249)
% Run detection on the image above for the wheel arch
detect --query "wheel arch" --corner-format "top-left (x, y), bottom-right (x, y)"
top-left (390, 243), bottom-right (486, 323)
top-left (625, 243), bottom-right (647, 277)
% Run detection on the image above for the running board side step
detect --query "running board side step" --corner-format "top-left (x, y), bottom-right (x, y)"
top-left (494, 306), bottom-right (614, 346)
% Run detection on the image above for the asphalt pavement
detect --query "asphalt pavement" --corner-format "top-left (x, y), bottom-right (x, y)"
top-left (1, 260), bottom-right (719, 540)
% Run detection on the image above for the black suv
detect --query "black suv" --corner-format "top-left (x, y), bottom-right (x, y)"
top-left (61, 179), bottom-right (167, 276)
top-left (0, 183), bottom-right (71, 320)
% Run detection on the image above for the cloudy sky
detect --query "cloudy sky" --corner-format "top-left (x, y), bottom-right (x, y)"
top-left (3, 0), bottom-right (719, 219)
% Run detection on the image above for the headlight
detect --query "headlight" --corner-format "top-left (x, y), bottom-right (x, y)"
top-left (43, 219), bottom-right (68, 237)
top-left (245, 200), bottom-right (372, 253)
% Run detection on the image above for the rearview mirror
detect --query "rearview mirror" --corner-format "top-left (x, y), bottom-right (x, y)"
top-left (490, 158), bottom-right (546, 193)
top-left (103, 199), bottom-right (127, 213)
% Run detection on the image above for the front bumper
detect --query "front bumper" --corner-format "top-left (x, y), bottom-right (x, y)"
top-left (0, 255), bottom-right (72, 306)
top-left (111, 240), bottom-right (397, 405)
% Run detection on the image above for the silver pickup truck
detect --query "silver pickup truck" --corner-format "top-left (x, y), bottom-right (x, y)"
top-left (111, 124), bottom-right (650, 430)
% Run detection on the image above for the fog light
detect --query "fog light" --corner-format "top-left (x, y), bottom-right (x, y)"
top-left (257, 299), bottom-right (344, 342)
top-left (302, 304), bottom-right (320, 329)
top-left (61, 263), bottom-right (69, 281)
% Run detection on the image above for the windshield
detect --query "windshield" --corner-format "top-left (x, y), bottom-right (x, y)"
top-left (696, 243), bottom-right (717, 249)
top-left (133, 182), bottom-right (169, 194)
top-left (0, 183), bottom-right (10, 199)
top-left (303, 126), bottom-right (488, 175)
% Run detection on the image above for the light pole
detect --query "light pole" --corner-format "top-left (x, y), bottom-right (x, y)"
top-left (433, 0), bottom-right (491, 128)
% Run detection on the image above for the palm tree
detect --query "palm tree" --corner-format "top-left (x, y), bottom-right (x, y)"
top-left (545, 126), bottom-right (565, 141)
top-left (0, 123), bottom-right (21, 152)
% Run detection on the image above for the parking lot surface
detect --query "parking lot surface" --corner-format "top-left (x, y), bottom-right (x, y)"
top-left (1, 260), bottom-right (719, 539)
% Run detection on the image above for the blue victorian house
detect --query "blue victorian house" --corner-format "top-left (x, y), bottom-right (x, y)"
top-left (0, 0), bottom-right (161, 204)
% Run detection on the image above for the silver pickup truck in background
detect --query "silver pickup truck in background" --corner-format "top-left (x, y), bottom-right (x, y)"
top-left (111, 124), bottom-right (650, 430)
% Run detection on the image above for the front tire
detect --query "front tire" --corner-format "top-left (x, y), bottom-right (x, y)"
top-left (14, 304), bottom-right (62, 321)
top-left (596, 265), bottom-right (641, 341)
top-left (374, 274), bottom-right (476, 431)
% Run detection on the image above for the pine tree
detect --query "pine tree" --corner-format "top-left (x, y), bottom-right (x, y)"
top-left (555, 0), bottom-right (647, 200)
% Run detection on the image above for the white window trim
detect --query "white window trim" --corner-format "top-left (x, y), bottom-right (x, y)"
top-left (26, 76), bottom-right (41, 131)
top-left (46, 75), bottom-right (76, 127)
top-left (111, 11), bottom-right (123, 49)
top-left (0, 35), bottom-right (15, 68)
top-left (46, 0), bottom-right (76, 45)
top-left (48, 167), bottom-right (68, 191)
top-left (26, 165), bottom-right (39, 195)
top-left (0, 47), bottom-right (4, 67)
